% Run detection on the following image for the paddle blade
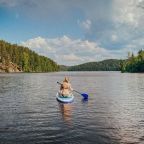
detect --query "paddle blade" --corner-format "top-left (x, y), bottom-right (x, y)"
top-left (81, 93), bottom-right (88, 99)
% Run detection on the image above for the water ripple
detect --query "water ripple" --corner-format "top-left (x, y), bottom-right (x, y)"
top-left (0, 72), bottom-right (144, 144)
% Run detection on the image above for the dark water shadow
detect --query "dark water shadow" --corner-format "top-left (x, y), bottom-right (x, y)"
top-left (81, 98), bottom-right (89, 105)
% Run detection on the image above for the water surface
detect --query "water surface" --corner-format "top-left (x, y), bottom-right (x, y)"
top-left (0, 72), bottom-right (144, 144)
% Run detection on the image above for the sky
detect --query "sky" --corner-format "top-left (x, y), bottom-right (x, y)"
top-left (0, 0), bottom-right (144, 65)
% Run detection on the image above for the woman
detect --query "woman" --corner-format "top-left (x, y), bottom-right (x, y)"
top-left (60, 77), bottom-right (73, 97)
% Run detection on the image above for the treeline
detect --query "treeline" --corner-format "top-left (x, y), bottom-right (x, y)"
top-left (67, 59), bottom-right (122, 71)
top-left (0, 40), bottom-right (59, 72)
top-left (59, 65), bottom-right (70, 71)
top-left (121, 50), bottom-right (144, 72)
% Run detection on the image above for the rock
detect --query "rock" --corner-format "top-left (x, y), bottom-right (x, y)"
top-left (0, 62), bottom-right (22, 73)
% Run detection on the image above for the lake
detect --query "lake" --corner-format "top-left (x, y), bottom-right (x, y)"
top-left (0, 72), bottom-right (144, 144)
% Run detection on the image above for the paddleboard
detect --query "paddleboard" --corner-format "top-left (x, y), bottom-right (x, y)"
top-left (56, 93), bottom-right (74, 103)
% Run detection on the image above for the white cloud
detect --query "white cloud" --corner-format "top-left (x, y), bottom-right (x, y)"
top-left (78, 19), bottom-right (92, 32)
top-left (77, 0), bottom-right (144, 50)
top-left (62, 54), bottom-right (83, 61)
top-left (22, 37), bottom-right (49, 49)
top-left (122, 37), bottom-right (144, 53)
top-left (113, 0), bottom-right (144, 27)
top-left (21, 36), bottom-right (54, 56)
top-left (111, 34), bottom-right (118, 42)
top-left (21, 35), bottom-right (124, 65)
top-left (2, 0), bottom-right (144, 58)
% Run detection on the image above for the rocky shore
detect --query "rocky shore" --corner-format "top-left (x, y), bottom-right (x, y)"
top-left (0, 62), bottom-right (22, 73)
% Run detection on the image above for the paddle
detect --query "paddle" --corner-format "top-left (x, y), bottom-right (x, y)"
top-left (57, 81), bottom-right (88, 99)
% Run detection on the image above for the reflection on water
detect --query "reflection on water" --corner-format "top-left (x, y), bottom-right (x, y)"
top-left (58, 102), bottom-right (72, 125)
top-left (81, 98), bottom-right (89, 103)
top-left (0, 72), bottom-right (144, 144)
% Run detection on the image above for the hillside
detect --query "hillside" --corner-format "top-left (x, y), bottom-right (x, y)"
top-left (0, 40), bottom-right (59, 72)
top-left (59, 65), bottom-right (70, 71)
top-left (121, 50), bottom-right (144, 73)
top-left (68, 59), bottom-right (122, 71)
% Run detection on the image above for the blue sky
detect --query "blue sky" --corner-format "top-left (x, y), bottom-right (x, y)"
top-left (0, 0), bottom-right (144, 65)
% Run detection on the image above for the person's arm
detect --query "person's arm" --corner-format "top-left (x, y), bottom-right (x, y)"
top-left (60, 84), bottom-right (63, 90)
top-left (69, 83), bottom-right (73, 91)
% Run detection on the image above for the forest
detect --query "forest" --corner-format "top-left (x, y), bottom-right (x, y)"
top-left (1, 39), bottom-right (143, 73)
top-left (0, 40), bottom-right (59, 72)
top-left (67, 59), bottom-right (122, 71)
top-left (121, 50), bottom-right (144, 73)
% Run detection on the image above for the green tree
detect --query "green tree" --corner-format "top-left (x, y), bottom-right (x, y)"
top-left (0, 40), bottom-right (59, 72)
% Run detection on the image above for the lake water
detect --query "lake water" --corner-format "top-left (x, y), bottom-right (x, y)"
top-left (0, 72), bottom-right (144, 144)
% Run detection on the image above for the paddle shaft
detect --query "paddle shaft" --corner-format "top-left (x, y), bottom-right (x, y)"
top-left (57, 82), bottom-right (62, 85)
top-left (73, 90), bottom-right (81, 95)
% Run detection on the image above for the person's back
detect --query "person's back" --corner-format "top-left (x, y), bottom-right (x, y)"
top-left (60, 77), bottom-right (73, 96)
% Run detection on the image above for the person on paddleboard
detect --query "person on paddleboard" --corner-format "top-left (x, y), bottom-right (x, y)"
top-left (60, 77), bottom-right (73, 96)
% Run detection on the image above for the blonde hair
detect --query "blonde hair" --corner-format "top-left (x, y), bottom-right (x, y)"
top-left (63, 77), bottom-right (69, 83)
